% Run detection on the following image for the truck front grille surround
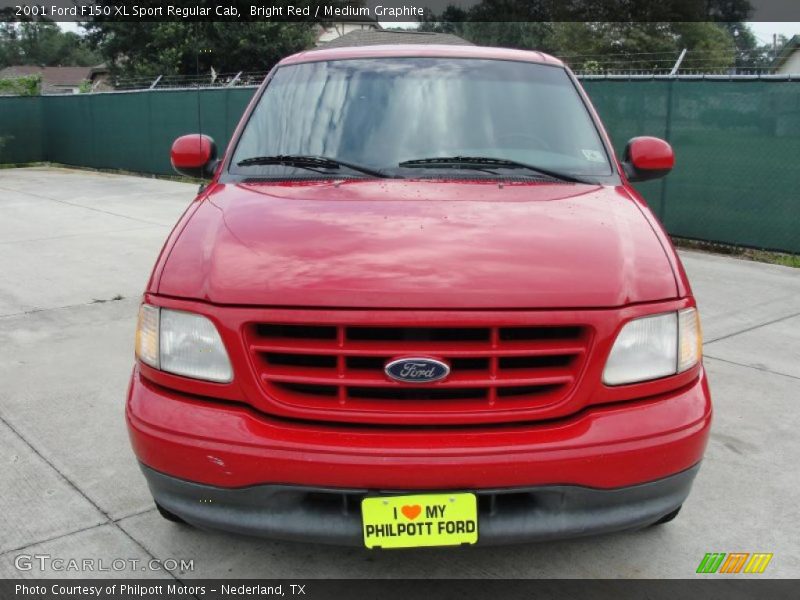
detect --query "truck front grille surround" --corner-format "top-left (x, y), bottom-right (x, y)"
top-left (245, 320), bottom-right (592, 425)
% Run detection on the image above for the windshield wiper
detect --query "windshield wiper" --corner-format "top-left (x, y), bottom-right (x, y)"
top-left (236, 154), bottom-right (388, 178)
top-left (398, 156), bottom-right (591, 183)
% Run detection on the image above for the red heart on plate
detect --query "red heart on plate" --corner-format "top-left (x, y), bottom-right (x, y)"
top-left (401, 505), bottom-right (421, 520)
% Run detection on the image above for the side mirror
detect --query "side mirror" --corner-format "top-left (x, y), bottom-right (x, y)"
top-left (622, 136), bottom-right (674, 182)
top-left (170, 134), bottom-right (218, 179)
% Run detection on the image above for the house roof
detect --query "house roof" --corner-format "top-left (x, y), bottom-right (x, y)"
top-left (319, 29), bottom-right (473, 49)
top-left (772, 35), bottom-right (800, 70)
top-left (0, 65), bottom-right (95, 88)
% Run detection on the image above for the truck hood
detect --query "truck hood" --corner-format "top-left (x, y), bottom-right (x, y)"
top-left (157, 179), bottom-right (677, 308)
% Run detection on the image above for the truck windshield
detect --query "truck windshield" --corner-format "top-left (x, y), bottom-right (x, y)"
top-left (231, 57), bottom-right (612, 179)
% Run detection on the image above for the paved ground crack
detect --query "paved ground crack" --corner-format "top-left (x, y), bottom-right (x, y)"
top-left (0, 297), bottom-right (137, 320)
top-left (0, 184), bottom-right (168, 227)
top-left (0, 225), bottom-right (167, 247)
top-left (705, 310), bottom-right (800, 345)
top-left (704, 355), bottom-right (800, 381)
top-left (0, 413), bottom-right (181, 581)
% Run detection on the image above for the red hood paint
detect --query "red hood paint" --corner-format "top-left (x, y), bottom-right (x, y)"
top-left (156, 180), bottom-right (677, 308)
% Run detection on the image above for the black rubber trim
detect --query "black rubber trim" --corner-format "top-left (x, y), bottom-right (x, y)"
top-left (140, 463), bottom-right (700, 547)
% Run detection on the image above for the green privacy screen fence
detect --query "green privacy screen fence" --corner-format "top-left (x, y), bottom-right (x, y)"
top-left (0, 87), bottom-right (255, 175)
top-left (582, 79), bottom-right (800, 254)
top-left (0, 95), bottom-right (45, 164)
top-left (1, 80), bottom-right (799, 253)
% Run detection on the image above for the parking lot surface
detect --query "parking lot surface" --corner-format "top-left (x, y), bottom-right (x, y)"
top-left (1, 167), bottom-right (798, 578)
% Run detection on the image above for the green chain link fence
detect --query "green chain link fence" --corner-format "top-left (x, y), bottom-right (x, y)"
top-left (1, 80), bottom-right (799, 253)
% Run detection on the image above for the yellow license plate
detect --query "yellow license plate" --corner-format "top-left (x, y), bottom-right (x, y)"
top-left (361, 493), bottom-right (478, 549)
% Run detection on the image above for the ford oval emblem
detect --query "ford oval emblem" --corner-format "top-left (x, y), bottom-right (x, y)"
top-left (384, 357), bottom-right (450, 384)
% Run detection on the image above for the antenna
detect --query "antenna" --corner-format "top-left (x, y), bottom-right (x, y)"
top-left (195, 24), bottom-right (207, 190)
top-left (196, 23), bottom-right (202, 144)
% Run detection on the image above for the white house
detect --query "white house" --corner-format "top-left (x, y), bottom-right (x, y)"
top-left (315, 19), bottom-right (382, 45)
top-left (773, 35), bottom-right (800, 74)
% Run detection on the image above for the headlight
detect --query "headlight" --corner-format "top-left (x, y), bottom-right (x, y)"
top-left (603, 308), bottom-right (701, 386)
top-left (135, 304), bottom-right (233, 383)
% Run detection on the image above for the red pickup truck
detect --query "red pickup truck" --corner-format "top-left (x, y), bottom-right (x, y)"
top-left (127, 44), bottom-right (710, 548)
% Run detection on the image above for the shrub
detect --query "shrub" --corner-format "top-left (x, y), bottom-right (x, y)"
top-left (0, 75), bottom-right (42, 96)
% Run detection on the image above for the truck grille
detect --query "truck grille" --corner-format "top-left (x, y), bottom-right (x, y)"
top-left (245, 320), bottom-right (592, 425)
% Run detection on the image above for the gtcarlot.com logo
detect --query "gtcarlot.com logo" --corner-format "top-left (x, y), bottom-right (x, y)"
top-left (14, 554), bottom-right (194, 572)
top-left (696, 552), bottom-right (773, 574)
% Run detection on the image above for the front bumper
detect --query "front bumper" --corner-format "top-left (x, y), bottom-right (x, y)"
top-left (127, 367), bottom-right (711, 491)
top-left (127, 366), bottom-right (711, 544)
top-left (141, 463), bottom-right (700, 546)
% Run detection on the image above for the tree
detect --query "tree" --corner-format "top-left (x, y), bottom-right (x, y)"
top-left (419, 6), bottom-right (468, 35)
top-left (0, 74), bottom-right (41, 96)
top-left (420, 13), bottom-right (555, 52)
top-left (83, 21), bottom-right (317, 81)
top-left (418, 0), bottom-right (752, 72)
top-left (549, 23), bottom-right (680, 70)
top-left (420, 14), bottom-right (746, 72)
top-left (461, 22), bottom-right (555, 51)
top-left (80, 0), bottom-right (367, 80)
top-left (722, 23), bottom-right (781, 70)
top-left (671, 22), bottom-right (736, 70)
top-left (550, 22), bottom-right (736, 72)
top-left (0, 23), bottom-right (18, 68)
top-left (0, 22), bottom-right (100, 68)
top-left (421, 0), bottom-right (752, 25)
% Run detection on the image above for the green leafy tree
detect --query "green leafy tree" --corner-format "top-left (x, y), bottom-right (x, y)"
top-left (551, 22), bottom-right (735, 72)
top-left (0, 22), bottom-right (100, 68)
top-left (671, 22), bottom-right (736, 70)
top-left (419, 6), bottom-right (468, 34)
top-left (0, 23), bottom-right (18, 67)
top-left (547, 22), bottom-right (673, 70)
top-left (0, 74), bottom-right (42, 95)
top-left (418, 0), bottom-right (751, 72)
top-left (722, 23), bottom-right (782, 69)
top-left (421, 0), bottom-right (752, 25)
top-left (81, 0), bottom-right (366, 80)
top-left (83, 21), bottom-right (317, 81)
top-left (461, 22), bottom-right (555, 51)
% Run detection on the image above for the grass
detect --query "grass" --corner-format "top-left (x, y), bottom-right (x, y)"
top-left (673, 237), bottom-right (800, 268)
top-left (0, 161), bottom-right (49, 169)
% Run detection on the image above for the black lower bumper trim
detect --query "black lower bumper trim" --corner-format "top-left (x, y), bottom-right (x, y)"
top-left (140, 464), bottom-right (700, 546)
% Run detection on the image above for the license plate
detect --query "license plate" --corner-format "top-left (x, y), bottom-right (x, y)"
top-left (361, 492), bottom-right (478, 549)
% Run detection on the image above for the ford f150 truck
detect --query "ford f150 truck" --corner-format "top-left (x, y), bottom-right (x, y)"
top-left (127, 44), bottom-right (711, 548)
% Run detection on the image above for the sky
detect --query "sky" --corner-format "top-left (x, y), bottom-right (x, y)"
top-left (747, 22), bottom-right (799, 44)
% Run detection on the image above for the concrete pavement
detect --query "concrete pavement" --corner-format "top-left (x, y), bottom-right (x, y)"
top-left (0, 167), bottom-right (797, 578)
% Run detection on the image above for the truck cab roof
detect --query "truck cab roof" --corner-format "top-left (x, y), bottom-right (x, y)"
top-left (280, 44), bottom-right (565, 68)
